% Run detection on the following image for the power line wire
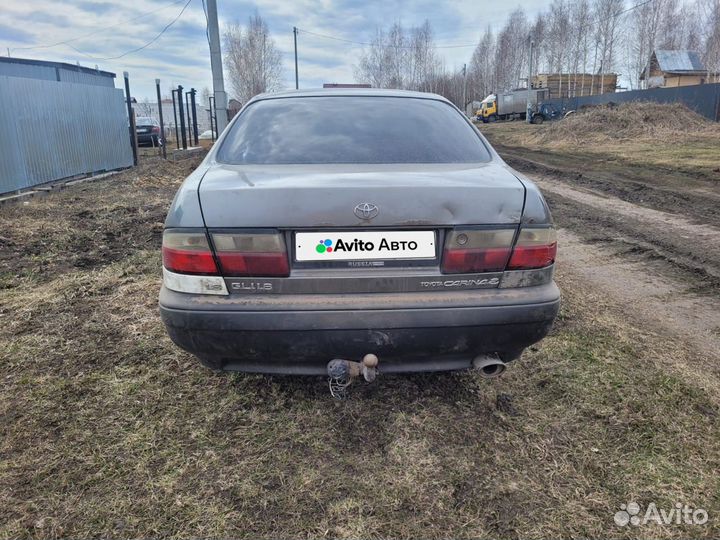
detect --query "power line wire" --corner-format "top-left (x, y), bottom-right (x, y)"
top-left (614, 0), bottom-right (655, 18)
top-left (65, 0), bottom-right (194, 61)
top-left (9, 0), bottom-right (188, 53)
top-left (575, 0), bottom-right (655, 32)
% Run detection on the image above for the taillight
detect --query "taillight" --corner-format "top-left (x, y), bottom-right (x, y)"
top-left (507, 227), bottom-right (557, 270)
top-left (441, 229), bottom-right (515, 273)
top-left (152, 126), bottom-right (160, 133)
top-left (162, 231), bottom-right (218, 275)
top-left (211, 232), bottom-right (289, 277)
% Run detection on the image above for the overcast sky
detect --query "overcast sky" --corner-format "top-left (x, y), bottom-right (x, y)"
top-left (1, 0), bottom-right (547, 100)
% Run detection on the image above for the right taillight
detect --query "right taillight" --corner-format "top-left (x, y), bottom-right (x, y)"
top-left (441, 229), bottom-right (515, 273)
top-left (211, 232), bottom-right (289, 277)
top-left (507, 227), bottom-right (557, 270)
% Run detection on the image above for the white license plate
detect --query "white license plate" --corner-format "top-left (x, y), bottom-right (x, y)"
top-left (137, 128), bottom-right (148, 133)
top-left (295, 231), bottom-right (436, 261)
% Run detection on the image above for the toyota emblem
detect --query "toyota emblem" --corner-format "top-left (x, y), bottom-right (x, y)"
top-left (354, 203), bottom-right (379, 220)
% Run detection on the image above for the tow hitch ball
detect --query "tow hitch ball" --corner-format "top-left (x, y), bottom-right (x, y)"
top-left (327, 354), bottom-right (379, 400)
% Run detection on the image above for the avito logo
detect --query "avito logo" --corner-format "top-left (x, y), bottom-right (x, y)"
top-left (316, 238), bottom-right (419, 255)
top-left (316, 239), bottom-right (334, 253)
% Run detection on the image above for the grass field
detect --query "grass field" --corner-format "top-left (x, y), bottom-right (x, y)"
top-left (1, 154), bottom-right (719, 538)
top-left (478, 103), bottom-right (720, 179)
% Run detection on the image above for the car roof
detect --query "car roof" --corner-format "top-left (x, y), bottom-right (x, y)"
top-left (247, 88), bottom-right (452, 105)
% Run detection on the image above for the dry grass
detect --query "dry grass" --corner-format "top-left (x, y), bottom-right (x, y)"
top-left (534, 102), bottom-right (720, 144)
top-left (1, 157), bottom-right (719, 538)
top-left (478, 102), bottom-right (720, 177)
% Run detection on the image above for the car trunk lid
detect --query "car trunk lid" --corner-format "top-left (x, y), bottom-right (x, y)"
top-left (198, 162), bottom-right (526, 229)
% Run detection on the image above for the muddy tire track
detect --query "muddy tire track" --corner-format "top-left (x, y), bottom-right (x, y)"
top-left (537, 176), bottom-right (720, 289)
top-left (498, 146), bottom-right (720, 228)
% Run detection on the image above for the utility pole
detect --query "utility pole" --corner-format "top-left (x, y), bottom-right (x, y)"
top-left (462, 63), bottom-right (467, 116)
top-left (527, 38), bottom-right (534, 124)
top-left (206, 0), bottom-right (228, 134)
top-left (293, 27), bottom-right (299, 90)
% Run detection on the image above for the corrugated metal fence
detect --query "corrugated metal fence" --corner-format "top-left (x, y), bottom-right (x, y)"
top-left (543, 82), bottom-right (720, 122)
top-left (0, 75), bottom-right (133, 194)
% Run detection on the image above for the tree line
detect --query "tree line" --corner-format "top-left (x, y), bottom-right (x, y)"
top-left (222, 1), bottom-right (720, 108)
top-left (355, 0), bottom-right (720, 107)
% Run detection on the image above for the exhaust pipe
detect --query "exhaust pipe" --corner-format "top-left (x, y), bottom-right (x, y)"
top-left (472, 355), bottom-right (506, 378)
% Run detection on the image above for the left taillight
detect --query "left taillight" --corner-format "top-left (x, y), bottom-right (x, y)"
top-left (162, 230), bottom-right (227, 295)
top-left (162, 230), bottom-right (218, 275)
top-left (211, 232), bottom-right (289, 277)
top-left (152, 126), bottom-right (160, 133)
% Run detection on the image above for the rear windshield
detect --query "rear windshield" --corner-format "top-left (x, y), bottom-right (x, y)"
top-left (216, 96), bottom-right (491, 164)
top-left (136, 117), bottom-right (155, 125)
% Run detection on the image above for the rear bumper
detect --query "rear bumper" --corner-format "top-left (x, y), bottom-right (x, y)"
top-left (159, 282), bottom-right (560, 375)
top-left (137, 134), bottom-right (159, 145)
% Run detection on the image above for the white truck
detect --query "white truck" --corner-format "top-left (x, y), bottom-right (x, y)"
top-left (478, 88), bottom-right (550, 122)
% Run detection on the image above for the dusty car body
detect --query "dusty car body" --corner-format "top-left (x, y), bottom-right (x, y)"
top-left (159, 89), bottom-right (560, 376)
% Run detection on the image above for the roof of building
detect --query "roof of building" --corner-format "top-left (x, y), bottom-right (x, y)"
top-left (0, 56), bottom-right (116, 78)
top-left (654, 50), bottom-right (706, 73)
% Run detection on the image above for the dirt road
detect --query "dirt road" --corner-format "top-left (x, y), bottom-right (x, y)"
top-left (1, 153), bottom-right (719, 538)
top-left (543, 181), bottom-right (720, 392)
top-left (498, 145), bottom-right (720, 228)
top-left (493, 139), bottom-right (720, 394)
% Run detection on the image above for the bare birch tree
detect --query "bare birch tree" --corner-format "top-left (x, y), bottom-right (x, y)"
top-left (530, 13), bottom-right (547, 76)
top-left (354, 20), bottom-right (440, 91)
top-left (494, 8), bottom-right (530, 91)
top-left (592, 0), bottom-right (625, 93)
top-left (698, 0), bottom-right (720, 81)
top-left (409, 21), bottom-right (441, 92)
top-left (569, 0), bottom-right (592, 94)
top-left (224, 14), bottom-right (283, 103)
top-left (469, 27), bottom-right (496, 99)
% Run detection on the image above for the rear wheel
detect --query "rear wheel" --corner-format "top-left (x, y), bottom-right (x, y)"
top-left (531, 114), bottom-right (544, 125)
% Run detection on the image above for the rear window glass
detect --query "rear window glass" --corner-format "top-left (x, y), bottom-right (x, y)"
top-left (136, 117), bottom-right (155, 124)
top-left (216, 96), bottom-right (491, 164)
